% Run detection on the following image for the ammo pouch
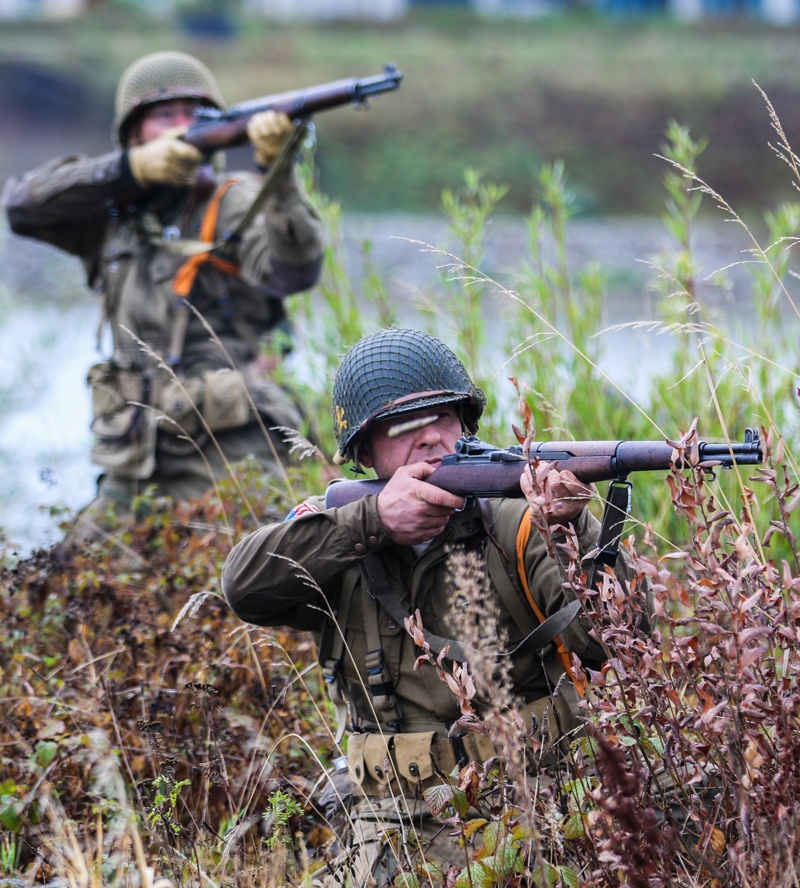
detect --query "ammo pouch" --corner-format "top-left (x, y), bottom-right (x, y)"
top-left (347, 730), bottom-right (497, 799)
top-left (346, 693), bottom-right (578, 799)
top-left (157, 363), bottom-right (302, 437)
top-left (155, 369), bottom-right (248, 437)
top-left (198, 369), bottom-right (250, 433)
top-left (154, 375), bottom-right (205, 438)
top-left (88, 361), bottom-right (156, 479)
top-left (88, 354), bottom-right (304, 474)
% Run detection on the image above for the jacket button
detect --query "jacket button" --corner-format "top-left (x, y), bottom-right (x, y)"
top-left (368, 535), bottom-right (378, 546)
top-left (408, 762), bottom-right (420, 777)
top-left (374, 765), bottom-right (383, 778)
top-left (354, 543), bottom-right (365, 554)
top-left (354, 765), bottom-right (361, 778)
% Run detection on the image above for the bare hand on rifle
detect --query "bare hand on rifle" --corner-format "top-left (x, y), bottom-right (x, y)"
top-left (521, 462), bottom-right (592, 527)
top-left (376, 463), bottom-right (466, 546)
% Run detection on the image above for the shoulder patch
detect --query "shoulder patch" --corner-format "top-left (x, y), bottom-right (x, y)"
top-left (285, 501), bottom-right (322, 521)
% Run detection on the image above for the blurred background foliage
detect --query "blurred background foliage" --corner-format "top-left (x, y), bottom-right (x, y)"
top-left (2, 3), bottom-right (800, 215)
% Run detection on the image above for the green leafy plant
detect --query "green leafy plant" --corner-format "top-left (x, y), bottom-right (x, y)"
top-left (263, 789), bottom-right (304, 850)
top-left (147, 775), bottom-right (191, 837)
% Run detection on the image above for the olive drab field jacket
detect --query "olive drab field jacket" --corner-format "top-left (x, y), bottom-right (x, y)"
top-left (3, 151), bottom-right (323, 476)
top-left (223, 492), bottom-right (633, 783)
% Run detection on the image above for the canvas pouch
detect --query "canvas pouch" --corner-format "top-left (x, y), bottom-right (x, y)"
top-left (88, 361), bottom-right (156, 479)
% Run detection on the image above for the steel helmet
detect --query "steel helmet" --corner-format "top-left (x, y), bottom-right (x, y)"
top-left (332, 327), bottom-right (486, 464)
top-left (113, 51), bottom-right (226, 146)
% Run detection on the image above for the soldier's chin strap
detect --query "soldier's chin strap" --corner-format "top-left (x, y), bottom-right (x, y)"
top-left (586, 478), bottom-right (632, 591)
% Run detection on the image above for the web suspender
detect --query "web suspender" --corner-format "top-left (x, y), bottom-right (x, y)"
top-left (321, 582), bottom-right (358, 744)
top-left (361, 554), bottom-right (478, 664)
top-left (361, 557), bottom-right (404, 731)
top-left (167, 122), bottom-right (310, 367)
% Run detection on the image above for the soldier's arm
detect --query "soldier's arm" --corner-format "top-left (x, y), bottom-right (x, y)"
top-left (222, 494), bottom-right (385, 631)
top-left (222, 167), bottom-right (324, 298)
top-left (2, 152), bottom-right (137, 259)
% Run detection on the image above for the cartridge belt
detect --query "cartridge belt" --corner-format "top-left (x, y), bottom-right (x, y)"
top-left (346, 729), bottom-right (498, 799)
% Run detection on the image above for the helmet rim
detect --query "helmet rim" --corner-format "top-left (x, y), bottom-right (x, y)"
top-left (332, 327), bottom-right (486, 465)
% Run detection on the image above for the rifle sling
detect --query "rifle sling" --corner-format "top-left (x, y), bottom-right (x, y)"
top-left (586, 479), bottom-right (632, 590)
top-left (221, 120), bottom-right (310, 252)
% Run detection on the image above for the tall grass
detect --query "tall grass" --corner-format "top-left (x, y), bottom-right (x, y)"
top-left (1, 93), bottom-right (799, 886)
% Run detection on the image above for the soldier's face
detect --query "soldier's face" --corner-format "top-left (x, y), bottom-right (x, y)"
top-left (361, 407), bottom-right (462, 479)
top-left (128, 98), bottom-right (202, 146)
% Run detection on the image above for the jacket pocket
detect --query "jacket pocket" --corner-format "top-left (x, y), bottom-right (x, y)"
top-left (201, 368), bottom-right (252, 432)
top-left (88, 361), bottom-right (156, 479)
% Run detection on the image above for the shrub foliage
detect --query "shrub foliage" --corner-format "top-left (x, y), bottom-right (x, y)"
top-left (1, 104), bottom-right (800, 886)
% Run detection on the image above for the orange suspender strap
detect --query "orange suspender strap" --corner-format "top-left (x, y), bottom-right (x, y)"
top-left (173, 179), bottom-right (240, 298)
top-left (515, 515), bottom-right (587, 696)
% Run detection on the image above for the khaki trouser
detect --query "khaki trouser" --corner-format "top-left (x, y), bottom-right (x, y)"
top-left (319, 794), bottom-right (468, 888)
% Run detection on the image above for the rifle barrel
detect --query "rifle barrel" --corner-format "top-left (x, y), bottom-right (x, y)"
top-left (324, 430), bottom-right (763, 510)
top-left (184, 65), bottom-right (403, 153)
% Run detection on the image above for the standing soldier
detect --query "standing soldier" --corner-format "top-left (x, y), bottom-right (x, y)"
top-left (222, 327), bottom-right (633, 885)
top-left (2, 51), bottom-right (324, 547)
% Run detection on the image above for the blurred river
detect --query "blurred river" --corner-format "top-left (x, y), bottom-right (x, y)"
top-left (0, 212), bottom-right (763, 555)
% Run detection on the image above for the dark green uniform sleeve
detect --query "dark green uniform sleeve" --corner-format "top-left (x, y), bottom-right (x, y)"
top-left (215, 165), bottom-right (324, 298)
top-left (221, 494), bottom-right (386, 631)
top-left (2, 152), bottom-right (138, 264)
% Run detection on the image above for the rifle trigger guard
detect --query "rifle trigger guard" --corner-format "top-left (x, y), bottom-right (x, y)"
top-left (453, 494), bottom-right (473, 513)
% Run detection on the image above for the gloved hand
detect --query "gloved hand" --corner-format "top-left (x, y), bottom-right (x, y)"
top-left (128, 127), bottom-right (203, 187)
top-left (246, 110), bottom-right (294, 168)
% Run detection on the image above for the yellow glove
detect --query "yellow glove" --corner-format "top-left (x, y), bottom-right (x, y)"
top-left (246, 110), bottom-right (294, 168)
top-left (128, 127), bottom-right (203, 187)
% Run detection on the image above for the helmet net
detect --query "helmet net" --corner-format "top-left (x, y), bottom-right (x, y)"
top-left (332, 327), bottom-right (486, 461)
top-left (114, 51), bottom-right (225, 145)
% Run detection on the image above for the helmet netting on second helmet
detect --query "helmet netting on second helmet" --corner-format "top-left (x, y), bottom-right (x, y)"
top-left (113, 51), bottom-right (226, 146)
top-left (332, 327), bottom-right (486, 463)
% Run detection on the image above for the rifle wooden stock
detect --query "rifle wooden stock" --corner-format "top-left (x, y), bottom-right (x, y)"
top-left (324, 431), bottom-right (763, 510)
top-left (182, 63), bottom-right (403, 154)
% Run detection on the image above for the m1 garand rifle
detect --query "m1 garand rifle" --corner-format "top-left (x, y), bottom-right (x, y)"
top-left (326, 429), bottom-right (764, 587)
top-left (324, 429), bottom-right (764, 509)
top-left (182, 63), bottom-right (403, 155)
top-left (138, 64), bottom-right (402, 247)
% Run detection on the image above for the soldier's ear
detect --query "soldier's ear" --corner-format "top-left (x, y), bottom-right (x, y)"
top-left (358, 441), bottom-right (374, 470)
